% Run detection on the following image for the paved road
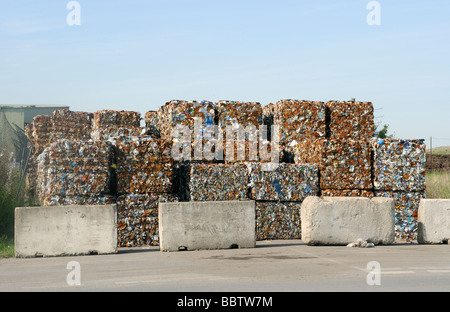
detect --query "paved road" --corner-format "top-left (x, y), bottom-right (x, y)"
top-left (1, 240), bottom-right (450, 292)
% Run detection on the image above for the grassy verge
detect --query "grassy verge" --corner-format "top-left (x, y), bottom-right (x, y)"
top-left (0, 235), bottom-right (14, 258)
top-left (426, 171), bottom-right (450, 199)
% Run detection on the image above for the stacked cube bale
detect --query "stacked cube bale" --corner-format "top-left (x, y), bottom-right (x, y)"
top-left (372, 138), bottom-right (427, 241)
top-left (50, 109), bottom-right (93, 141)
top-left (293, 138), bottom-right (374, 196)
top-left (156, 100), bottom-right (218, 162)
top-left (249, 163), bottom-right (319, 240)
top-left (257, 100), bottom-right (325, 240)
top-left (36, 139), bottom-right (115, 206)
top-left (289, 100), bottom-right (375, 198)
top-left (218, 100), bottom-right (263, 164)
top-left (33, 109), bottom-right (117, 206)
top-left (115, 137), bottom-right (175, 247)
top-left (91, 110), bottom-right (142, 141)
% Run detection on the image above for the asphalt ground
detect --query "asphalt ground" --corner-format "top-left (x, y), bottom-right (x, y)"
top-left (1, 239), bottom-right (450, 294)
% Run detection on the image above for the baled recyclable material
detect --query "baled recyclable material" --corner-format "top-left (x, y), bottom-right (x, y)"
top-left (372, 138), bottom-right (426, 191)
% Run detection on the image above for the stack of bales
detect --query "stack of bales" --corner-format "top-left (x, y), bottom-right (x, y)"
top-left (372, 138), bottom-right (426, 241)
top-left (114, 137), bottom-right (175, 247)
top-left (249, 163), bottom-right (319, 241)
top-left (27, 98), bottom-right (427, 246)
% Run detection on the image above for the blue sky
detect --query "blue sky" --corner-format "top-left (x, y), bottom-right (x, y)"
top-left (0, 1), bottom-right (449, 147)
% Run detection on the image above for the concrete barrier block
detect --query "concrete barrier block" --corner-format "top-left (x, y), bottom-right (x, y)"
top-left (301, 196), bottom-right (395, 245)
top-left (159, 200), bottom-right (256, 251)
top-left (15, 205), bottom-right (117, 258)
top-left (418, 199), bottom-right (450, 244)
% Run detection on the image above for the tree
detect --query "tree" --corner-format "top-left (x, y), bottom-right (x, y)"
top-left (375, 123), bottom-right (394, 139)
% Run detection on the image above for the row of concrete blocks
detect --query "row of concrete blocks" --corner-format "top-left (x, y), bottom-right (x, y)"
top-left (14, 198), bottom-right (450, 257)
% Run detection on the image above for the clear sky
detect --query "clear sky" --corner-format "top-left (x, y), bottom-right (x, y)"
top-left (1, 1), bottom-right (449, 147)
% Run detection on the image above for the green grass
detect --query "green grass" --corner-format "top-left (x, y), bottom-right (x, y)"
top-left (0, 235), bottom-right (14, 258)
top-left (426, 171), bottom-right (450, 199)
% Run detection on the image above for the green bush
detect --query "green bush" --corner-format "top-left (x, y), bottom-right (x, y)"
top-left (0, 153), bottom-right (20, 239)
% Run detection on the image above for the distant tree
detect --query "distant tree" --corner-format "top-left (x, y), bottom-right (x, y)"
top-left (375, 123), bottom-right (394, 139)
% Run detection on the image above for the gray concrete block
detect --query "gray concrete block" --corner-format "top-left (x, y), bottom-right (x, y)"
top-left (15, 205), bottom-right (118, 258)
top-left (418, 199), bottom-right (450, 244)
top-left (158, 200), bottom-right (256, 252)
top-left (301, 196), bottom-right (395, 245)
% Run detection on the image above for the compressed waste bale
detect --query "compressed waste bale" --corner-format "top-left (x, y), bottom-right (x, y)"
top-left (115, 137), bottom-right (174, 194)
top-left (217, 100), bottom-right (262, 129)
top-left (326, 100), bottom-right (374, 140)
top-left (116, 162), bottom-right (173, 194)
top-left (293, 139), bottom-right (373, 190)
top-left (115, 137), bottom-right (172, 165)
top-left (375, 190), bottom-right (425, 242)
top-left (91, 110), bottom-right (143, 141)
top-left (256, 201), bottom-right (302, 241)
top-left (273, 100), bottom-right (327, 145)
top-left (36, 139), bottom-right (113, 203)
top-left (50, 109), bottom-right (92, 141)
top-left (158, 100), bottom-right (217, 141)
top-left (249, 163), bottom-right (319, 202)
top-left (30, 115), bottom-right (53, 154)
top-left (93, 110), bottom-right (141, 128)
top-left (372, 138), bottom-right (426, 191)
top-left (321, 189), bottom-right (374, 198)
top-left (116, 193), bottom-right (176, 247)
top-left (188, 163), bottom-right (249, 201)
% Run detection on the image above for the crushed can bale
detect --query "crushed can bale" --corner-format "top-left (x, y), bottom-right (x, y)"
top-left (157, 99), bottom-right (217, 141)
top-left (256, 201), bottom-right (302, 241)
top-left (292, 138), bottom-right (373, 190)
top-left (272, 99), bottom-right (327, 145)
top-left (217, 100), bottom-right (262, 129)
top-left (372, 138), bottom-right (426, 191)
top-left (326, 100), bottom-right (374, 140)
top-left (187, 163), bottom-right (250, 201)
top-left (36, 139), bottom-right (113, 204)
top-left (50, 109), bottom-right (93, 141)
top-left (375, 190), bottom-right (425, 242)
top-left (91, 110), bottom-right (143, 141)
top-left (248, 162), bottom-right (319, 202)
top-left (115, 137), bottom-right (174, 194)
top-left (116, 193), bottom-right (176, 247)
